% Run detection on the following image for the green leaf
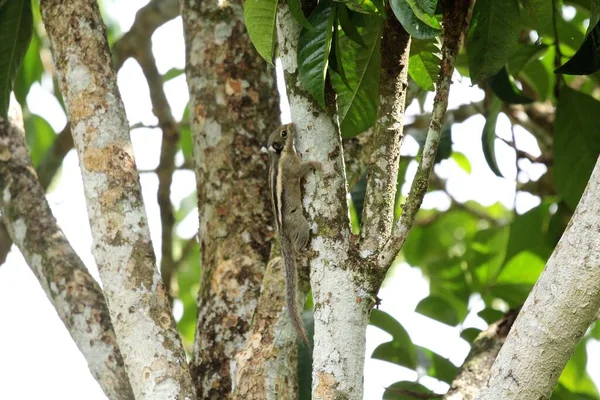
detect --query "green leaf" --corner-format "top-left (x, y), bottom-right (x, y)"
top-left (415, 295), bottom-right (459, 326)
top-left (350, 171), bottom-right (367, 224)
top-left (175, 190), bottom-right (198, 223)
top-left (383, 381), bottom-right (433, 400)
top-left (175, 238), bottom-right (200, 348)
top-left (451, 152), bottom-right (472, 174)
top-left (460, 327), bottom-right (482, 343)
top-left (558, 339), bottom-right (599, 397)
top-left (298, 0), bottom-right (336, 108)
top-left (390, 0), bottom-right (440, 40)
top-left (162, 68), bottom-right (185, 83)
top-left (507, 44), bottom-right (549, 75)
top-left (14, 29), bottom-right (42, 105)
top-left (370, 309), bottom-right (417, 369)
top-left (338, 5), bottom-right (365, 47)
top-left (496, 251), bottom-right (545, 285)
top-left (504, 201), bottom-right (554, 263)
top-left (477, 308), bottom-right (505, 324)
top-left (481, 96), bottom-right (503, 177)
top-left (286, 0), bottom-right (313, 30)
top-left (298, 310), bottom-right (314, 399)
top-left (416, 346), bottom-right (457, 383)
top-left (329, 22), bottom-right (352, 89)
top-left (408, 38), bottom-right (441, 91)
top-left (555, 20), bottom-right (600, 75)
top-left (520, 59), bottom-right (551, 101)
top-left (342, 0), bottom-right (384, 15)
top-left (414, 0), bottom-right (437, 15)
top-left (330, 16), bottom-right (382, 137)
top-left (405, 0), bottom-right (441, 29)
top-left (0, 0), bottom-right (33, 118)
top-left (24, 112), bottom-right (55, 167)
top-left (488, 66), bottom-right (534, 104)
top-left (521, 0), bottom-right (553, 35)
top-left (554, 87), bottom-right (600, 209)
top-left (467, 0), bottom-right (520, 83)
top-left (244, 0), bottom-right (278, 65)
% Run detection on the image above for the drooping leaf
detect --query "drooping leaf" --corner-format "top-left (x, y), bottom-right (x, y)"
top-left (489, 66), bottom-right (534, 104)
top-left (389, 0), bottom-right (440, 40)
top-left (298, 0), bottom-right (336, 108)
top-left (338, 4), bottom-right (365, 47)
top-left (286, 0), bottom-right (313, 30)
top-left (162, 68), bottom-right (185, 83)
top-left (14, 28), bottom-right (42, 106)
top-left (555, 20), bottom-right (600, 75)
top-left (481, 96), bottom-right (503, 177)
top-left (350, 171), bottom-right (367, 224)
top-left (330, 16), bottom-right (383, 137)
top-left (553, 87), bottom-right (600, 209)
top-left (415, 295), bottom-right (459, 326)
top-left (435, 126), bottom-right (452, 163)
top-left (0, 0), bottom-right (33, 118)
top-left (520, 59), bottom-right (551, 101)
top-left (507, 43), bottom-right (549, 75)
top-left (24, 112), bottom-right (55, 167)
top-left (244, 0), bottom-right (278, 65)
top-left (370, 309), bottom-right (417, 369)
top-left (467, 0), bottom-right (520, 83)
top-left (408, 38), bottom-right (441, 91)
top-left (329, 21), bottom-right (352, 89)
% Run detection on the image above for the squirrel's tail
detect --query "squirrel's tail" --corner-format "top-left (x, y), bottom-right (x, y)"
top-left (281, 239), bottom-right (312, 352)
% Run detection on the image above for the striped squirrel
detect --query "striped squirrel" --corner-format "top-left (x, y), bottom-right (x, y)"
top-left (265, 123), bottom-right (321, 350)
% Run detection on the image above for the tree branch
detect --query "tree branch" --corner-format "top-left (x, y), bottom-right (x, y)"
top-left (477, 156), bottom-right (600, 398)
top-left (359, 18), bottom-right (411, 253)
top-left (378, 0), bottom-right (471, 268)
top-left (40, 1), bottom-right (196, 397)
top-left (0, 104), bottom-right (133, 399)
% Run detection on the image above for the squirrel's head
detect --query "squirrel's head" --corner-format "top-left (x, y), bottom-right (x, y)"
top-left (264, 123), bottom-right (296, 155)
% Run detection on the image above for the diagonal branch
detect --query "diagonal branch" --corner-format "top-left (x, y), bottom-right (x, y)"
top-left (377, 0), bottom-right (471, 268)
top-left (40, 1), bottom-right (195, 397)
top-left (0, 104), bottom-right (133, 399)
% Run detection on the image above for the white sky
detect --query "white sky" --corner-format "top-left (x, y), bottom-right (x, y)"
top-left (0, 1), bottom-right (598, 399)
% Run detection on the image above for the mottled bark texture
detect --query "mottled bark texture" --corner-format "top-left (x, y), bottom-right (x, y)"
top-left (40, 1), bottom-right (196, 398)
top-left (444, 309), bottom-right (519, 400)
top-left (0, 105), bottom-right (133, 399)
top-left (233, 248), bottom-right (299, 400)
top-left (182, 0), bottom-right (279, 397)
top-left (379, 0), bottom-right (470, 268)
top-left (477, 155), bottom-right (600, 398)
top-left (277, 7), bottom-right (368, 399)
top-left (359, 20), bottom-right (410, 253)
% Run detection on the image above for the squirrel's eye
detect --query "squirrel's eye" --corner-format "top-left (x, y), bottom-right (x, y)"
top-left (281, 130), bottom-right (288, 137)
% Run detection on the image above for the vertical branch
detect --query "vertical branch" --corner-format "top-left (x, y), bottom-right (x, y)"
top-left (0, 105), bottom-right (133, 399)
top-left (182, 0), bottom-right (280, 396)
top-left (378, 0), bottom-right (471, 268)
top-left (359, 18), bottom-right (411, 253)
top-left (40, 1), bottom-right (196, 398)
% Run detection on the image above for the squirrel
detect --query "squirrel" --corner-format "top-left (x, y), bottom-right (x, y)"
top-left (265, 122), bottom-right (321, 351)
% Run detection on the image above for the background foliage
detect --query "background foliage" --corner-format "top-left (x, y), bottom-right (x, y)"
top-left (2, 0), bottom-right (600, 398)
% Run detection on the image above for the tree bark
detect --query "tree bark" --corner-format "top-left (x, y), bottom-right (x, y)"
top-left (0, 103), bottom-right (133, 400)
top-left (40, 1), bottom-right (195, 398)
top-left (477, 157), bottom-right (600, 398)
top-left (182, 0), bottom-right (279, 397)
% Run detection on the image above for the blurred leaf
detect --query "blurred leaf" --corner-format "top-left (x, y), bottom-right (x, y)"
top-left (24, 112), bottom-right (55, 167)
top-left (467, 0), bottom-right (520, 83)
top-left (552, 384), bottom-right (599, 400)
top-left (0, 0), bottom-right (33, 118)
top-left (416, 346), bottom-right (457, 383)
top-left (508, 44), bottom-right (549, 75)
top-left (14, 29), bottom-right (42, 105)
top-left (383, 381), bottom-right (433, 400)
top-left (558, 339), bottom-right (599, 397)
top-left (415, 295), bottom-right (459, 326)
top-left (331, 16), bottom-right (382, 137)
top-left (298, 310), bottom-right (314, 399)
top-left (370, 309), bottom-right (417, 369)
top-left (342, 0), bottom-right (384, 15)
top-left (287, 0), bottom-right (312, 30)
top-left (175, 239), bottom-right (200, 348)
top-left (481, 96), bottom-right (503, 177)
top-left (162, 68), bottom-right (185, 83)
top-left (350, 171), bottom-right (367, 224)
top-left (520, 58), bottom-right (551, 101)
top-left (477, 308), bottom-right (505, 324)
top-left (451, 152), bottom-right (472, 174)
top-left (460, 327), bottom-right (482, 344)
top-left (408, 38), bottom-right (441, 91)
top-left (555, 21), bottom-right (600, 75)
top-left (470, 226), bottom-right (509, 288)
top-left (489, 66), bottom-right (534, 104)
top-left (435, 126), bottom-right (452, 163)
top-left (298, 0), bottom-right (336, 108)
top-left (175, 190), bottom-right (198, 223)
top-left (504, 201), bottom-right (554, 263)
top-left (389, 0), bottom-right (440, 39)
top-left (244, 0), bottom-right (278, 64)
top-left (496, 251), bottom-right (545, 285)
top-left (554, 87), bottom-right (600, 209)
top-left (521, 0), bottom-right (553, 35)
